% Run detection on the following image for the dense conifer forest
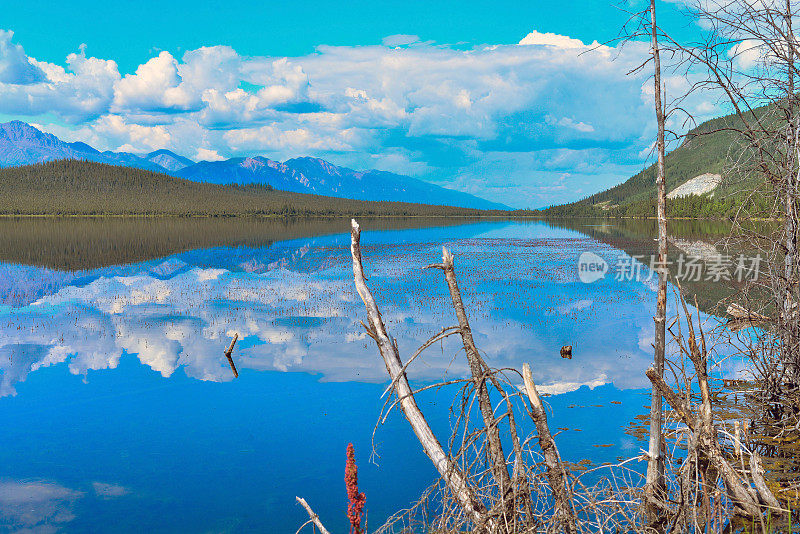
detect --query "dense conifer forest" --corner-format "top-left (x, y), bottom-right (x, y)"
top-left (0, 160), bottom-right (497, 217)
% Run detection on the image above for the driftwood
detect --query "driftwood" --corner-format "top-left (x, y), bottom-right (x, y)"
top-left (723, 302), bottom-right (793, 332)
top-left (749, 452), bottom-right (781, 511)
top-left (350, 219), bottom-right (489, 525)
top-left (224, 333), bottom-right (239, 378)
top-left (522, 363), bottom-right (577, 534)
top-left (295, 496), bottom-right (331, 534)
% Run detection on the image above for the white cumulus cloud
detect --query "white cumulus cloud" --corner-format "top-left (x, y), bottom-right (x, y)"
top-left (0, 27), bottom-right (726, 207)
top-left (0, 30), bottom-right (45, 84)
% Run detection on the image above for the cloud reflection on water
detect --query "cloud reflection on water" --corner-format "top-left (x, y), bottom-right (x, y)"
top-left (0, 479), bottom-right (131, 533)
top-left (0, 223), bottom-right (708, 398)
top-left (0, 480), bottom-right (82, 533)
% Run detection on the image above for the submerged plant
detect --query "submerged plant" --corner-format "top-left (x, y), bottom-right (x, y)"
top-left (345, 443), bottom-right (366, 534)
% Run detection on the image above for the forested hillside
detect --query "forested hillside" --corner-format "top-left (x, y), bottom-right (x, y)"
top-left (533, 108), bottom-right (771, 218)
top-left (0, 121), bottom-right (504, 209)
top-left (0, 160), bottom-right (496, 217)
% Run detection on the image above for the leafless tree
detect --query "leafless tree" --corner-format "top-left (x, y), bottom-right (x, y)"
top-left (646, 0), bottom-right (671, 518)
top-left (674, 0), bottom-right (800, 376)
top-left (612, 0), bottom-right (673, 517)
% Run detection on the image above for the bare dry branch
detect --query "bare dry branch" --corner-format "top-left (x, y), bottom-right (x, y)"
top-left (295, 496), bottom-right (331, 534)
top-left (350, 219), bottom-right (489, 525)
top-left (522, 363), bottom-right (577, 534)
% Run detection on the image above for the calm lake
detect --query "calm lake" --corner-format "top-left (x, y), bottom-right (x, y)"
top-left (0, 217), bottom-right (744, 532)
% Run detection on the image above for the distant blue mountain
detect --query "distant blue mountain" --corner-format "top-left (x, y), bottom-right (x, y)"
top-left (0, 121), bottom-right (506, 209)
top-left (101, 151), bottom-right (170, 173)
top-left (176, 157), bottom-right (310, 192)
top-left (177, 156), bottom-right (506, 209)
top-left (145, 149), bottom-right (194, 172)
top-left (0, 121), bottom-right (105, 166)
top-left (0, 121), bottom-right (177, 173)
top-left (67, 141), bottom-right (100, 154)
top-left (0, 121), bottom-right (193, 173)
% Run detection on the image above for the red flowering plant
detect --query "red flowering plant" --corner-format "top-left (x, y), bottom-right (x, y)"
top-left (345, 443), bottom-right (366, 534)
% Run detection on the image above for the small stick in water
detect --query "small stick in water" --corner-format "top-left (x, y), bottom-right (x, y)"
top-left (224, 333), bottom-right (239, 378)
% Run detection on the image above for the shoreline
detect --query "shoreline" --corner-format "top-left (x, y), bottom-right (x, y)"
top-left (0, 213), bottom-right (773, 221)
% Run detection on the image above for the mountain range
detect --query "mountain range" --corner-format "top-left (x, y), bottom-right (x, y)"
top-left (0, 121), bottom-right (504, 210)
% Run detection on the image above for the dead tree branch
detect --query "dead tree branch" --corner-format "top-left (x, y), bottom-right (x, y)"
top-left (295, 496), bottom-right (331, 534)
top-left (350, 219), bottom-right (489, 525)
top-left (428, 247), bottom-right (514, 519)
top-left (522, 363), bottom-right (578, 534)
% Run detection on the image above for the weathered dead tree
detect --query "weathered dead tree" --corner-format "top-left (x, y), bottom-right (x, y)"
top-left (646, 0), bottom-right (669, 519)
top-left (425, 248), bottom-right (515, 523)
top-left (616, 1), bottom-right (672, 514)
top-left (350, 219), bottom-right (489, 526)
top-left (522, 363), bottom-right (577, 534)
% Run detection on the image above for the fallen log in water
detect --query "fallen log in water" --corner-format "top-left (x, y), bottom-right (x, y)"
top-left (726, 303), bottom-right (770, 322)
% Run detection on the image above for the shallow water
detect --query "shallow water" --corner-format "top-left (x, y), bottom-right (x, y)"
top-left (0, 217), bottom-right (743, 532)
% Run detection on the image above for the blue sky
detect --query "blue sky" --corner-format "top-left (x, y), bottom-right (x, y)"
top-left (0, 0), bottom-right (716, 208)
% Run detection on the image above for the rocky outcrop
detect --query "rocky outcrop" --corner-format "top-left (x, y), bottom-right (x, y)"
top-left (667, 173), bottom-right (722, 199)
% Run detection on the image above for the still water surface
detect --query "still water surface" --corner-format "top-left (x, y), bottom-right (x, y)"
top-left (0, 218), bottom-right (741, 532)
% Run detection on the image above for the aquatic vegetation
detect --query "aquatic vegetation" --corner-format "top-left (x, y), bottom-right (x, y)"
top-left (345, 443), bottom-right (366, 534)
